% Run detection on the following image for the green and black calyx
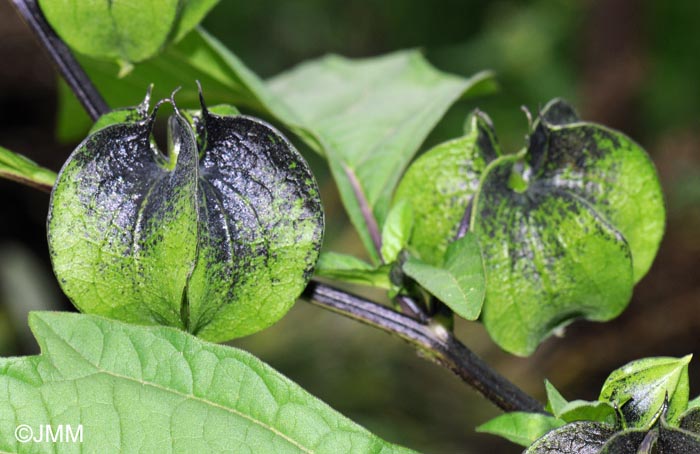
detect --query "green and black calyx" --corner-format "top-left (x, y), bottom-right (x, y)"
top-left (47, 87), bottom-right (324, 342)
top-left (393, 99), bottom-right (665, 355)
top-left (479, 355), bottom-right (699, 453)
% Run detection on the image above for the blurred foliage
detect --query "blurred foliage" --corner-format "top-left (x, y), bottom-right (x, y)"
top-left (202, 0), bottom-right (582, 151)
top-left (643, 0), bottom-right (700, 132)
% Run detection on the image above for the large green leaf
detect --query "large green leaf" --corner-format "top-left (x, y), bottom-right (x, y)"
top-left (0, 312), bottom-right (415, 454)
top-left (599, 356), bottom-right (692, 429)
top-left (393, 112), bottom-right (499, 265)
top-left (47, 93), bottom-right (324, 342)
top-left (0, 145), bottom-right (56, 190)
top-left (39, 0), bottom-right (220, 65)
top-left (269, 52), bottom-right (495, 262)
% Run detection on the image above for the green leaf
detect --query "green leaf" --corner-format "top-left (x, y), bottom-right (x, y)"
top-left (476, 412), bottom-right (565, 447)
top-left (402, 233), bottom-right (485, 320)
top-left (558, 400), bottom-right (617, 425)
top-left (380, 200), bottom-right (413, 263)
top-left (392, 111), bottom-right (500, 265)
top-left (0, 312), bottom-right (415, 454)
top-left (599, 355), bottom-right (692, 428)
top-left (525, 421), bottom-right (616, 453)
top-left (469, 99), bottom-right (665, 355)
top-left (314, 252), bottom-right (391, 289)
top-left (544, 381), bottom-right (616, 425)
top-left (269, 52), bottom-right (495, 262)
top-left (545, 380), bottom-right (569, 416)
top-left (47, 93), bottom-right (324, 342)
top-left (172, 0), bottom-right (221, 43)
top-left (39, 0), bottom-right (220, 65)
top-left (39, 0), bottom-right (178, 64)
top-left (0, 145), bottom-right (56, 190)
top-left (57, 27), bottom-right (298, 142)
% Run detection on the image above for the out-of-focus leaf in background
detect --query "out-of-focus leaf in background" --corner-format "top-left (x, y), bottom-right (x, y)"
top-left (0, 243), bottom-right (63, 353)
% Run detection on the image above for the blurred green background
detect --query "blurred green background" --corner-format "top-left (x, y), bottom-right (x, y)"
top-left (1, 0), bottom-right (699, 452)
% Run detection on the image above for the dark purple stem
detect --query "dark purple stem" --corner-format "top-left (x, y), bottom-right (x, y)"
top-left (11, 0), bottom-right (108, 121)
top-left (304, 281), bottom-right (545, 413)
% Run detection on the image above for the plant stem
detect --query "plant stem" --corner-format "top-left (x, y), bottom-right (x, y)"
top-left (13, 1), bottom-right (545, 414)
top-left (342, 164), bottom-right (383, 257)
top-left (11, 0), bottom-right (109, 121)
top-left (304, 281), bottom-right (544, 413)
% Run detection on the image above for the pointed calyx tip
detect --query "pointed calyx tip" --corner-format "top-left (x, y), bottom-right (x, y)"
top-left (196, 80), bottom-right (209, 115)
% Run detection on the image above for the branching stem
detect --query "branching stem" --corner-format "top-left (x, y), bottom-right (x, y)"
top-left (13, 0), bottom-right (545, 414)
top-left (304, 281), bottom-right (544, 413)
